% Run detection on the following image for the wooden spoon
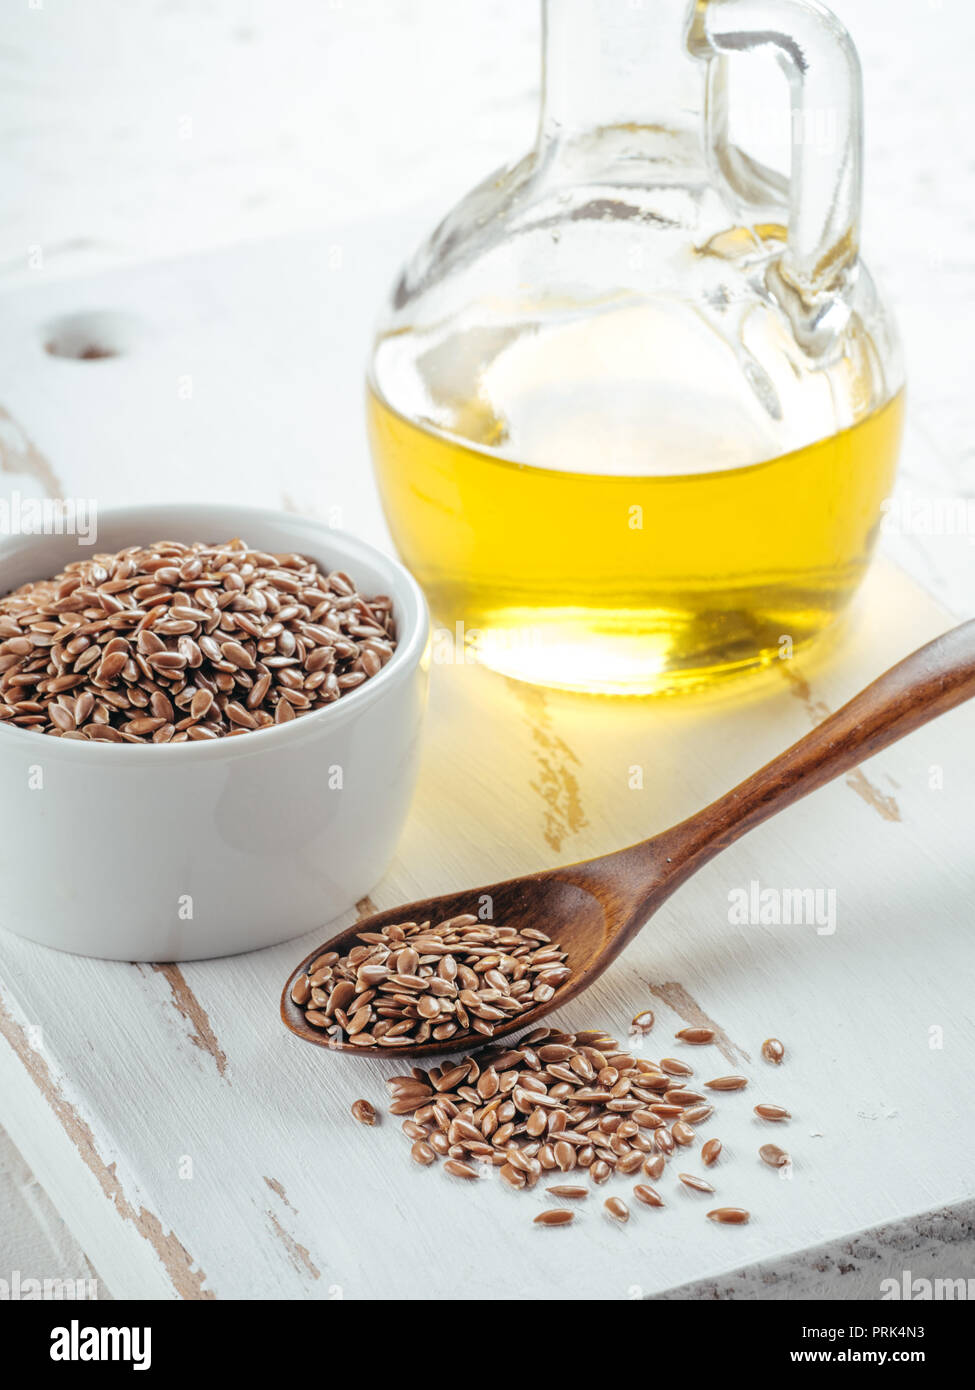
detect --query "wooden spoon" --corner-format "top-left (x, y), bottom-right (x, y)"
top-left (281, 621), bottom-right (975, 1058)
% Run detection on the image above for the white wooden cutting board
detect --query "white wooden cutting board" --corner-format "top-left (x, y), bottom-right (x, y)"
top-left (0, 227), bottom-right (972, 1300)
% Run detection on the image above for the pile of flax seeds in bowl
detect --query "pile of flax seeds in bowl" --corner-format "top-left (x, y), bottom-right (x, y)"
top-left (0, 539), bottom-right (395, 742)
top-left (311, 912), bottom-right (794, 1228)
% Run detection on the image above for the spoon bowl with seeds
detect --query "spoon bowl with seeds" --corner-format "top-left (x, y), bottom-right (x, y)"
top-left (282, 620), bottom-right (975, 1057)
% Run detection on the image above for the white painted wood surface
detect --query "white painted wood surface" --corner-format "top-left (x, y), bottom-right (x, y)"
top-left (0, 224), bottom-right (973, 1298)
top-left (0, 1127), bottom-right (109, 1300)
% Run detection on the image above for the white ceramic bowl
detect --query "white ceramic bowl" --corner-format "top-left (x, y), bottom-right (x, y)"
top-left (0, 505), bottom-right (429, 960)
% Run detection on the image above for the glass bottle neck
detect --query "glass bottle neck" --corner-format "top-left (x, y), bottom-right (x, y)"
top-left (540, 0), bottom-right (704, 144)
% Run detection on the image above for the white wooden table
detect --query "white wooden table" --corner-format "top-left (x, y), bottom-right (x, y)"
top-left (1, 0), bottom-right (974, 1300)
top-left (0, 220), bottom-right (973, 1300)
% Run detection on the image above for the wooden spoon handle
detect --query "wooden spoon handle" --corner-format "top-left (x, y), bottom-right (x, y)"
top-left (665, 619), bottom-right (975, 870)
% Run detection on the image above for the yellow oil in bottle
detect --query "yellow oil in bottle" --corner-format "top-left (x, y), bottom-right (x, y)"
top-left (368, 358), bottom-right (904, 695)
top-left (368, 388), bottom-right (904, 694)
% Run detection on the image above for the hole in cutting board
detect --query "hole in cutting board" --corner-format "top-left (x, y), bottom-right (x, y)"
top-left (42, 311), bottom-right (144, 360)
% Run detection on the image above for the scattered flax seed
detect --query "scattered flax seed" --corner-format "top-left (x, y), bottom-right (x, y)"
top-left (387, 1027), bottom-right (725, 1190)
top-left (630, 1010), bottom-right (654, 1034)
top-left (682, 1104), bottom-right (714, 1125)
top-left (761, 1038), bottom-right (785, 1064)
top-left (534, 1209), bottom-right (574, 1226)
top-left (604, 1196), bottom-right (629, 1223)
top-left (678, 1173), bottom-right (715, 1193)
top-left (707, 1207), bottom-right (750, 1225)
top-left (444, 1159), bottom-right (479, 1180)
top-left (660, 1057), bottom-right (693, 1077)
top-left (0, 539), bottom-right (396, 741)
top-left (296, 914), bottom-right (569, 1048)
top-left (665, 1088), bottom-right (705, 1106)
top-left (384, 1021), bottom-right (799, 1229)
top-left (633, 1184), bottom-right (664, 1208)
top-left (705, 1076), bottom-right (748, 1092)
top-left (675, 1027), bottom-right (715, 1045)
top-left (759, 1144), bottom-right (791, 1168)
top-left (701, 1138), bottom-right (722, 1167)
top-left (351, 1099), bottom-right (377, 1126)
top-left (754, 1104), bottom-right (791, 1122)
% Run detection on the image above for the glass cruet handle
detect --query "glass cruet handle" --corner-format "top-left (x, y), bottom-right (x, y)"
top-left (688, 0), bottom-right (863, 306)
